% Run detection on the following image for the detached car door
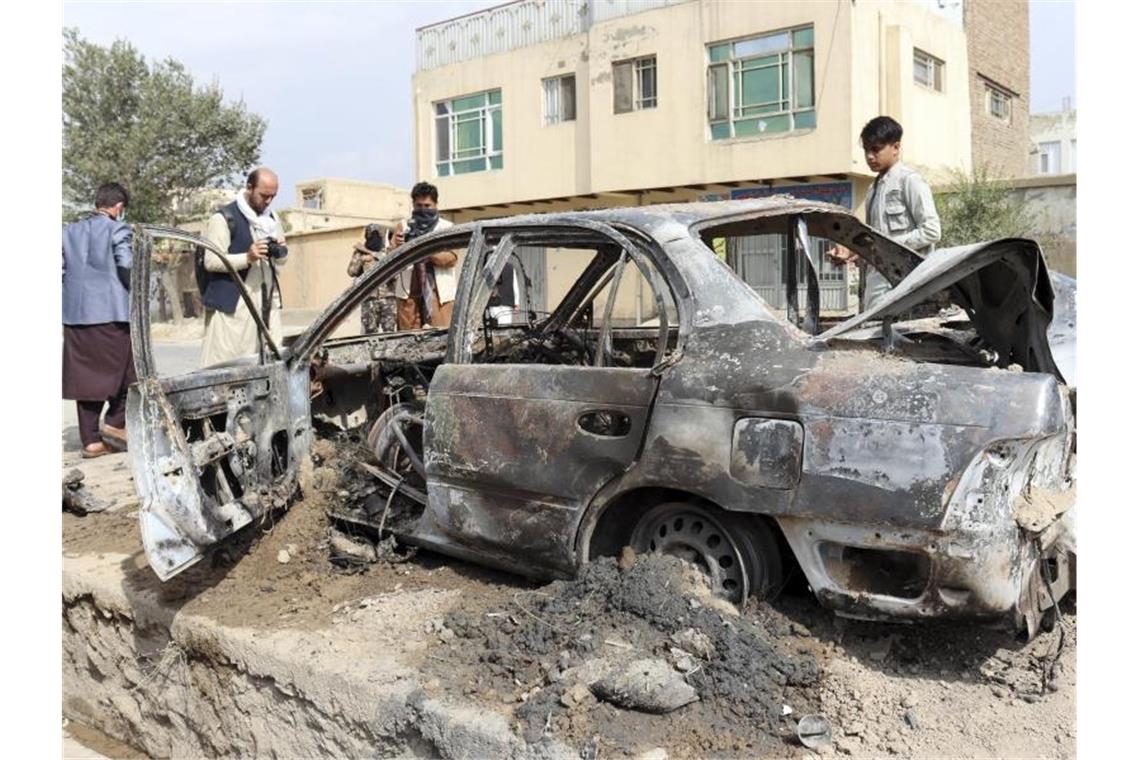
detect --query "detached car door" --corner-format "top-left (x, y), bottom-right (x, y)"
top-left (419, 222), bottom-right (676, 578)
top-left (127, 226), bottom-right (311, 580)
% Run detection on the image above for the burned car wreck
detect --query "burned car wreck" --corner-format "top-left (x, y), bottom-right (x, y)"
top-left (127, 198), bottom-right (1075, 638)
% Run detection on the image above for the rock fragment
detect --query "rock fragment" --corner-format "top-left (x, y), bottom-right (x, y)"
top-left (560, 683), bottom-right (593, 708)
top-left (329, 530), bottom-right (378, 563)
top-left (276, 549), bottom-right (291, 564)
top-left (591, 658), bottom-right (698, 714)
top-left (669, 628), bottom-right (715, 660)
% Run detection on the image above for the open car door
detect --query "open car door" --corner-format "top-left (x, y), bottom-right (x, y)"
top-left (126, 226), bottom-right (311, 580)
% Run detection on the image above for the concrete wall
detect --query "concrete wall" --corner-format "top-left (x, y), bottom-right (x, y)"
top-left (1008, 174), bottom-right (1076, 276)
top-left (964, 0), bottom-right (1030, 177)
top-left (275, 226), bottom-right (364, 313)
top-left (934, 173), bottom-right (1076, 277)
top-left (413, 0), bottom-right (974, 210)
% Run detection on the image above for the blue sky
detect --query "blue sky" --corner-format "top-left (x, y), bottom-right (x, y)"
top-left (62, 0), bottom-right (1076, 201)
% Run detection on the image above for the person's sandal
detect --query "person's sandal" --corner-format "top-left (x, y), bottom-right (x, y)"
top-left (101, 424), bottom-right (128, 451)
top-left (82, 442), bottom-right (114, 459)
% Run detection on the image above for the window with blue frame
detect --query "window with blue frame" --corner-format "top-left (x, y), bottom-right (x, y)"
top-left (435, 89), bottom-right (503, 176)
top-left (707, 26), bottom-right (815, 140)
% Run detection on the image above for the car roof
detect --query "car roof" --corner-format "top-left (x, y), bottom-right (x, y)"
top-left (446, 197), bottom-right (855, 233)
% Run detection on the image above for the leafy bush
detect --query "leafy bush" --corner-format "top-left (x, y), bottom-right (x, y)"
top-left (934, 164), bottom-right (1038, 247)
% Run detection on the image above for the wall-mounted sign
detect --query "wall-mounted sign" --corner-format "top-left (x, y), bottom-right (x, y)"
top-left (730, 181), bottom-right (854, 209)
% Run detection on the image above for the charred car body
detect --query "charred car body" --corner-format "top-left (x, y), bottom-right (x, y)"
top-left (127, 199), bottom-right (1076, 637)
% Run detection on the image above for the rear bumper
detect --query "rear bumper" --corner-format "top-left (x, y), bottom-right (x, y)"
top-left (776, 509), bottom-right (1075, 636)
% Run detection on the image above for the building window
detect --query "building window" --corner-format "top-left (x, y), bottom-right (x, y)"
top-left (542, 75), bottom-right (576, 124)
top-left (913, 49), bottom-right (944, 92)
top-left (434, 89), bottom-right (503, 176)
top-left (1037, 141), bottom-right (1061, 175)
top-left (987, 84), bottom-right (1012, 121)
top-left (614, 56), bottom-right (657, 113)
top-left (1070, 139), bottom-right (1077, 172)
top-left (301, 188), bottom-right (323, 210)
top-left (707, 26), bottom-right (815, 140)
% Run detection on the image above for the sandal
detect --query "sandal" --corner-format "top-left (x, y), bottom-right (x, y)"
top-left (101, 424), bottom-right (128, 451)
top-left (82, 442), bottom-right (114, 459)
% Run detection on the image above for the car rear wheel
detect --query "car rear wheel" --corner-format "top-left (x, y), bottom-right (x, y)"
top-left (367, 401), bottom-right (426, 490)
top-left (628, 501), bottom-right (783, 604)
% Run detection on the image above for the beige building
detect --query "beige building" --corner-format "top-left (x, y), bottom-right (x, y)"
top-left (279, 177), bottom-right (410, 233)
top-left (412, 0), bottom-right (1027, 314)
top-left (1030, 100), bottom-right (1076, 176)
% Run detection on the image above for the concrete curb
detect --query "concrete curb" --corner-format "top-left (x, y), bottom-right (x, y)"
top-left (62, 552), bottom-right (573, 759)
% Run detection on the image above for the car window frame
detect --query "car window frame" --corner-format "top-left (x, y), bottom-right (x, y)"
top-left (448, 220), bottom-right (677, 371)
top-left (287, 227), bottom-right (478, 365)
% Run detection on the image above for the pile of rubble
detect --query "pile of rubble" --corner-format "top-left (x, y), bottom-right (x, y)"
top-left (432, 551), bottom-right (821, 757)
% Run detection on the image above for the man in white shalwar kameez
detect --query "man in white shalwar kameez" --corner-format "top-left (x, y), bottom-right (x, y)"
top-left (199, 168), bottom-right (287, 367)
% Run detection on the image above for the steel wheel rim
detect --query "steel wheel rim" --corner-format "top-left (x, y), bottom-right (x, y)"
top-left (630, 504), bottom-right (751, 602)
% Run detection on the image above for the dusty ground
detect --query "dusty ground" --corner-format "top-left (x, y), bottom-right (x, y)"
top-left (62, 497), bottom-right (1075, 758)
top-left (61, 425), bottom-right (1075, 759)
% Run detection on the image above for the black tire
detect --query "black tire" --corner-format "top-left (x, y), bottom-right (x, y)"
top-left (628, 501), bottom-right (783, 603)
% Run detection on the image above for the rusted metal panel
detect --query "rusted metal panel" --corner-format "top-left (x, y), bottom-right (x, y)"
top-left (730, 418), bottom-right (804, 489)
top-left (420, 363), bottom-right (657, 574)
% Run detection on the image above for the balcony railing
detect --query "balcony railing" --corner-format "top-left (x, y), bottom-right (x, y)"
top-left (415, 0), bottom-right (690, 70)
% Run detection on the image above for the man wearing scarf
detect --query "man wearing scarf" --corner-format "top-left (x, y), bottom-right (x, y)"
top-left (199, 167), bottom-right (288, 366)
top-left (387, 182), bottom-right (462, 330)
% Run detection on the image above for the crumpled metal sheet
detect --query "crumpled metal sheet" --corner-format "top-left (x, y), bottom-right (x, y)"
top-left (813, 239), bottom-right (1063, 380)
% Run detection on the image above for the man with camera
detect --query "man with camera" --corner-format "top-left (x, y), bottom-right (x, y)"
top-left (199, 167), bottom-right (288, 366)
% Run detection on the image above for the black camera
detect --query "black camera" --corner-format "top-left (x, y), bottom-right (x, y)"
top-left (265, 239), bottom-right (287, 260)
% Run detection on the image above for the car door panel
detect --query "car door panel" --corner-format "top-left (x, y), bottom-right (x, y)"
top-left (421, 363), bottom-right (658, 576)
top-left (128, 227), bottom-right (309, 580)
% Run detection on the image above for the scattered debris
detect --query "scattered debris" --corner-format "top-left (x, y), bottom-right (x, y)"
top-left (559, 683), bottom-right (593, 709)
top-left (797, 714), bottom-right (833, 749)
top-left (62, 469), bottom-right (112, 515)
top-left (440, 553), bottom-right (819, 753)
top-left (328, 529), bottom-right (378, 564)
top-left (667, 647), bottom-right (698, 675)
top-left (669, 628), bottom-right (715, 660)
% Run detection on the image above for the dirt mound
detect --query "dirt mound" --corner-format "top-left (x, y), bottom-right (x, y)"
top-left (437, 552), bottom-right (820, 757)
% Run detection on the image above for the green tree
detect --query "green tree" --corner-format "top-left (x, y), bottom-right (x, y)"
top-left (934, 164), bottom-right (1038, 247)
top-left (62, 28), bottom-right (266, 224)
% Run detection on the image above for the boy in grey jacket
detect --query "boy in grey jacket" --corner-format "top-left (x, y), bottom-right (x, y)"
top-left (836, 116), bottom-right (942, 309)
